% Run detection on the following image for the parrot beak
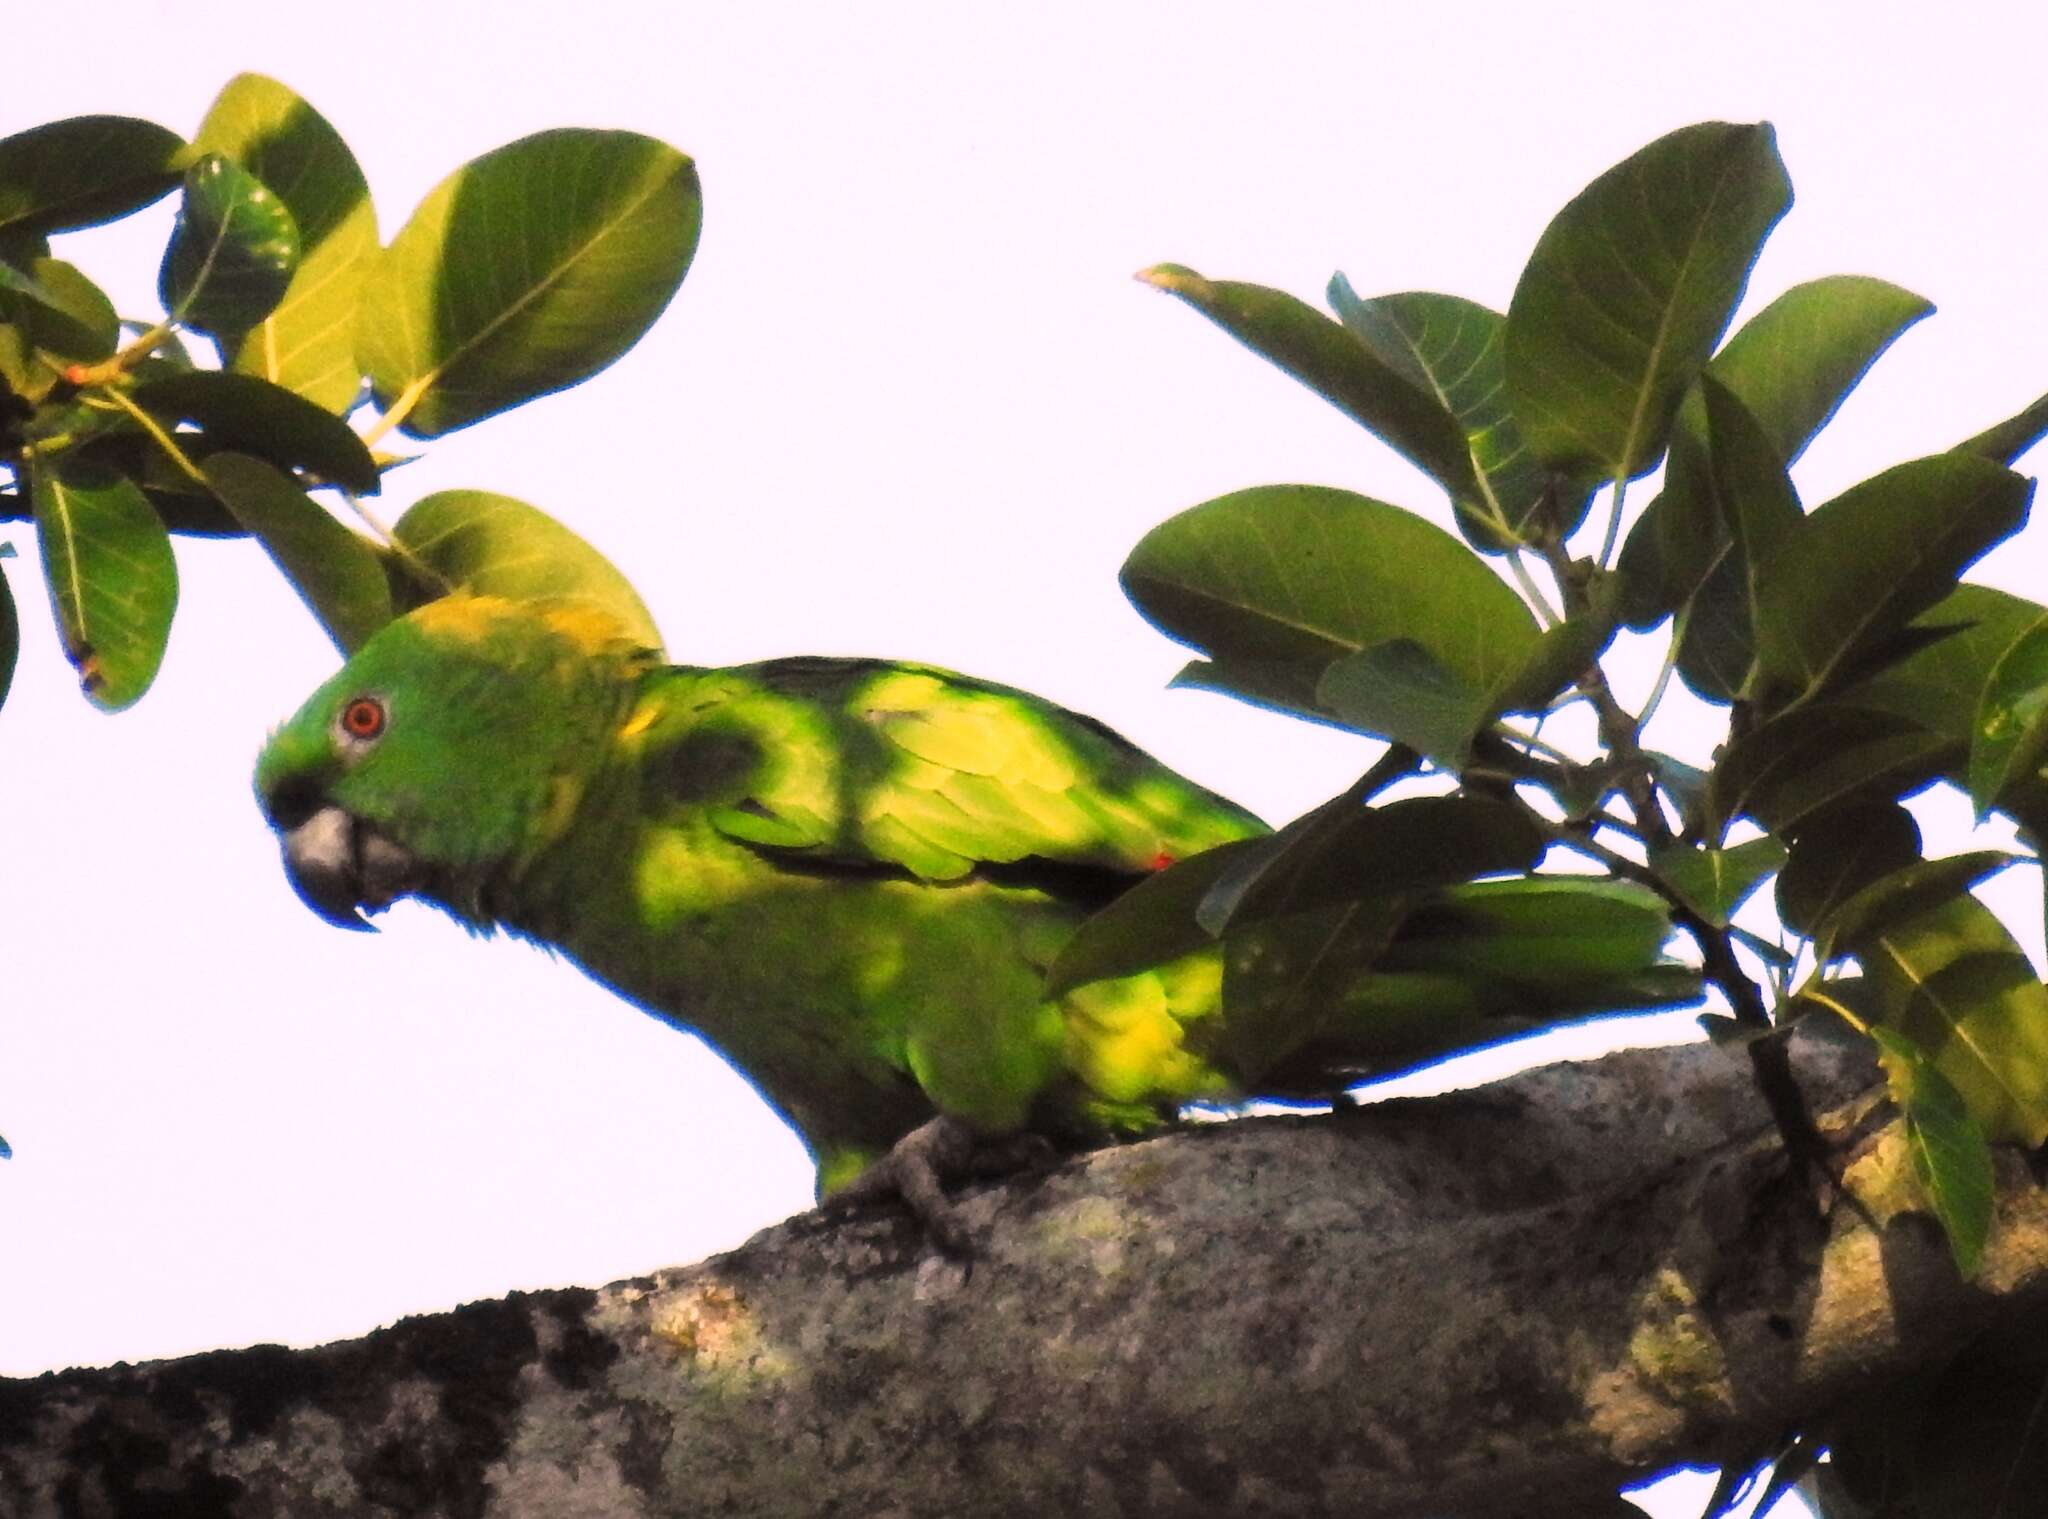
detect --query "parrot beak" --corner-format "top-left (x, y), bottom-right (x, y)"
top-left (279, 805), bottom-right (423, 932)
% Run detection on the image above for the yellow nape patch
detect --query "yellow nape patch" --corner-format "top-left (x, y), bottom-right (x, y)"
top-left (411, 593), bottom-right (651, 659)
top-left (410, 593), bottom-right (516, 644)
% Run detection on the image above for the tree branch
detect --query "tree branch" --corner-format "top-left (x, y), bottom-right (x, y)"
top-left (5, 1034), bottom-right (2042, 1519)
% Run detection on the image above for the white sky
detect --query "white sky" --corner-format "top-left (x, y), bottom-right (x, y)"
top-left (9, 6), bottom-right (2047, 1511)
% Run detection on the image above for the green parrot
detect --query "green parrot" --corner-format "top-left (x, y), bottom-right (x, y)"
top-left (254, 594), bottom-right (1683, 1241)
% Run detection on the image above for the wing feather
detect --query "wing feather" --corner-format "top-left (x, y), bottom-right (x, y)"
top-left (639, 657), bottom-right (1264, 887)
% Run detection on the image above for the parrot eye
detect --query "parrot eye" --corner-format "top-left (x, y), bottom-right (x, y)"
top-left (339, 696), bottom-right (387, 743)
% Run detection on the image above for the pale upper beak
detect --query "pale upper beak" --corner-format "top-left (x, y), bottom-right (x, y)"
top-left (279, 805), bottom-right (422, 932)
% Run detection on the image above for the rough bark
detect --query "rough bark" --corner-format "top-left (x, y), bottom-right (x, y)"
top-left (6, 1033), bottom-right (2046, 1519)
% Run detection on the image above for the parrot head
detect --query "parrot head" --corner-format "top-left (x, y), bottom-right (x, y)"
top-left (255, 595), bottom-right (656, 931)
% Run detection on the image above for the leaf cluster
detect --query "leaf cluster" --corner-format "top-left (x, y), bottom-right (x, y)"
top-left (0, 74), bottom-right (694, 711)
top-left (1080, 121), bottom-right (2048, 1516)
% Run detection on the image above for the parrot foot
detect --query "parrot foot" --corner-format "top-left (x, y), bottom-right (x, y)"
top-left (828, 1117), bottom-right (1053, 1255)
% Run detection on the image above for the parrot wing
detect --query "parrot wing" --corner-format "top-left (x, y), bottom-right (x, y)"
top-left (639, 657), bottom-right (1264, 889)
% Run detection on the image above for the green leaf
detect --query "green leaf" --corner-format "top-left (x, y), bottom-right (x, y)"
top-left (1121, 484), bottom-right (1538, 721)
top-left (1966, 613), bottom-right (2048, 818)
top-left (1651, 835), bottom-right (1787, 928)
top-left (0, 258), bottom-right (118, 401)
top-left (1201, 792), bottom-right (1545, 932)
top-left (1490, 577), bottom-right (1622, 715)
top-left (202, 453), bottom-right (392, 653)
top-left (192, 74), bottom-right (378, 412)
top-left (1043, 837), bottom-right (1264, 998)
top-left (131, 371), bottom-right (378, 493)
top-left (1382, 877), bottom-right (1676, 987)
top-left (1860, 894), bottom-right (2048, 1147)
top-left (390, 490), bottom-right (663, 652)
top-left (0, 116), bottom-right (184, 237)
top-left (1817, 852), bottom-right (2020, 965)
top-left (1619, 277), bottom-right (1930, 637)
top-left (1683, 275), bottom-right (1933, 466)
top-left (1672, 378), bottom-right (1805, 703)
top-left (1505, 122), bottom-right (1791, 482)
top-left (358, 129), bottom-right (700, 438)
top-left (1872, 1027), bottom-right (1994, 1277)
top-left (1708, 702), bottom-right (1953, 836)
top-left (1138, 265), bottom-right (1480, 505)
top-left (1775, 801), bottom-right (1922, 938)
top-left (1316, 639), bottom-right (1489, 762)
top-left (158, 154), bottom-right (301, 337)
top-left (31, 458), bottom-right (177, 710)
top-left (0, 556), bottom-right (16, 709)
top-left (1326, 278), bottom-right (1593, 549)
top-left (1223, 897), bottom-right (1409, 1084)
top-left (1167, 656), bottom-right (1328, 727)
top-left (1955, 388), bottom-right (2048, 465)
top-left (1848, 584), bottom-right (2046, 739)
top-left (1750, 454), bottom-right (2032, 702)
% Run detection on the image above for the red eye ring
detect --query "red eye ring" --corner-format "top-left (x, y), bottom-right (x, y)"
top-left (341, 696), bottom-right (386, 741)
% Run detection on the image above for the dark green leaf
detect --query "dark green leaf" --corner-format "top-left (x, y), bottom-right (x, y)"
top-left (0, 258), bottom-right (118, 401)
top-left (1955, 389), bottom-right (2048, 466)
top-left (193, 74), bottom-right (378, 412)
top-left (1849, 584), bottom-right (2046, 740)
top-left (1708, 703), bottom-right (1953, 835)
top-left (1140, 265), bottom-right (1479, 504)
top-left (1751, 455), bottom-right (2032, 701)
top-left (1872, 1027), bottom-right (1994, 1277)
top-left (1672, 379), bottom-right (1805, 703)
top-left (131, 371), bottom-right (378, 492)
top-left (1168, 656), bottom-right (1329, 727)
top-left (1505, 122), bottom-right (1791, 481)
top-left (1861, 894), bottom-right (2048, 1146)
top-left (0, 555), bottom-right (16, 709)
top-left (1382, 877), bottom-right (1675, 987)
top-left (1043, 837), bottom-right (1264, 998)
top-left (0, 116), bottom-right (184, 236)
top-left (1673, 551), bottom-right (1754, 703)
top-left (1327, 278), bottom-right (1592, 548)
top-left (359, 129), bottom-right (700, 438)
top-left (1121, 484), bottom-right (1538, 721)
top-left (1776, 802), bottom-right (1922, 938)
top-left (1817, 851), bottom-right (2019, 963)
top-left (159, 154), bottom-right (301, 337)
top-left (30, 458), bottom-right (177, 710)
top-left (1967, 613), bottom-right (2048, 818)
top-left (1911, 1329), bottom-right (2048, 1516)
top-left (390, 490), bottom-right (663, 652)
top-left (1651, 835), bottom-right (1787, 928)
top-left (0, 258), bottom-right (55, 304)
top-left (1202, 792), bottom-right (1545, 932)
top-left (1491, 576), bottom-right (1622, 714)
top-left (1223, 898), bottom-right (1409, 1083)
top-left (1316, 639), bottom-right (1489, 763)
top-left (202, 453), bottom-right (392, 653)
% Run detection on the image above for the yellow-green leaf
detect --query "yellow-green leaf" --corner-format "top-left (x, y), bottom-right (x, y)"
top-left (390, 489), bottom-right (662, 653)
top-left (1862, 895), bottom-right (2048, 1146)
top-left (358, 129), bottom-right (700, 438)
top-left (193, 74), bottom-right (377, 412)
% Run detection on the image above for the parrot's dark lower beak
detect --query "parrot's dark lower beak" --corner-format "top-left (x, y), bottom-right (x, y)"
top-left (279, 806), bottom-right (422, 932)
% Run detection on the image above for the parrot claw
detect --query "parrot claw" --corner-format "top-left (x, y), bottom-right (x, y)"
top-left (827, 1116), bottom-right (1054, 1256)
